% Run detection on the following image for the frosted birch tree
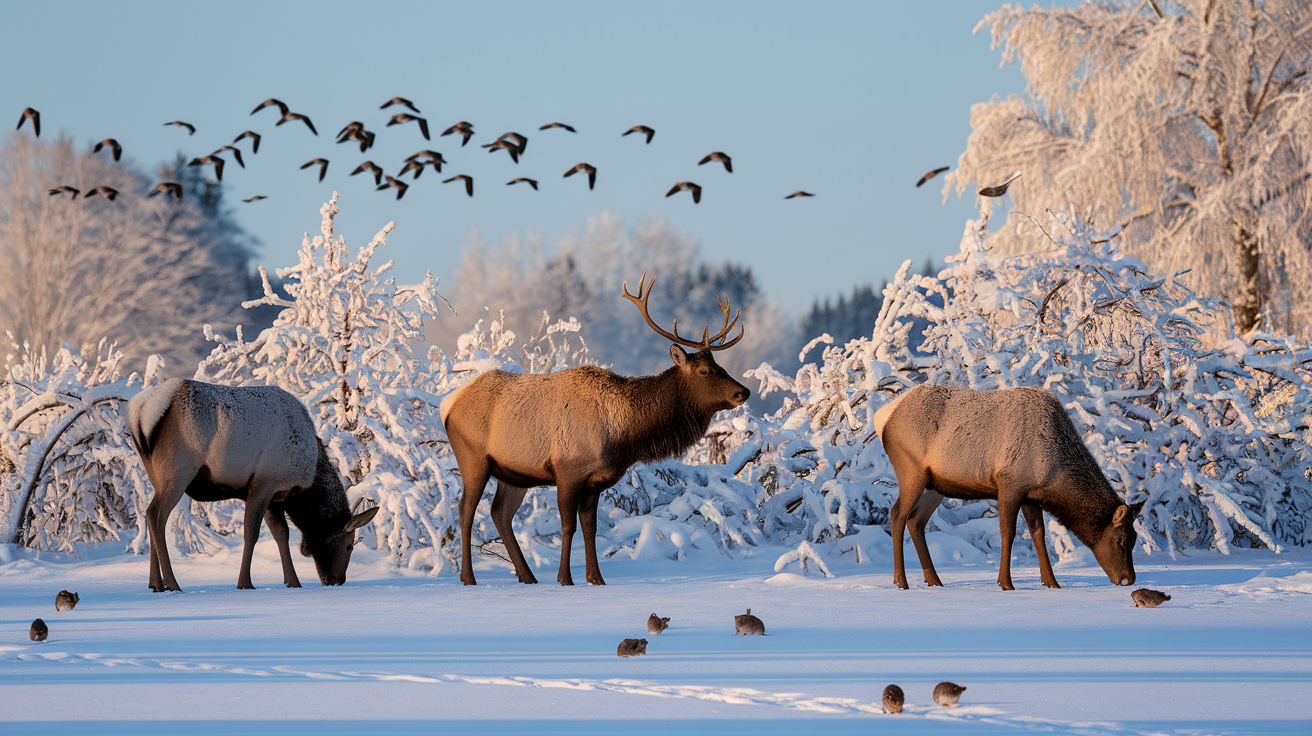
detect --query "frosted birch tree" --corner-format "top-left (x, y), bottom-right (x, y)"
top-left (947, 0), bottom-right (1312, 335)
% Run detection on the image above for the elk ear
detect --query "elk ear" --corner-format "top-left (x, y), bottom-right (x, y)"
top-left (670, 344), bottom-right (688, 367)
top-left (345, 506), bottom-right (379, 532)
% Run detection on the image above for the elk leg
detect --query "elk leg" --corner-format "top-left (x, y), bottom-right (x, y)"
top-left (556, 482), bottom-right (582, 586)
top-left (145, 478), bottom-right (188, 592)
top-left (889, 469), bottom-right (927, 590)
top-left (457, 459), bottom-right (491, 586)
top-left (490, 482), bottom-right (537, 584)
top-left (237, 489), bottom-right (274, 590)
top-left (907, 489), bottom-right (945, 587)
top-left (996, 491), bottom-right (1022, 591)
top-left (1023, 504), bottom-right (1060, 589)
top-left (265, 506), bottom-right (302, 588)
top-left (579, 489), bottom-right (606, 586)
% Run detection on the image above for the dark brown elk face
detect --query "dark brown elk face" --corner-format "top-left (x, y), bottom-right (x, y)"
top-left (671, 345), bottom-right (750, 411)
top-left (303, 507), bottom-right (379, 586)
top-left (1092, 501), bottom-right (1144, 586)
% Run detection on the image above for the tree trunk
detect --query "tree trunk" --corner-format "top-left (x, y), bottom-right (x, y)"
top-left (1232, 214), bottom-right (1264, 333)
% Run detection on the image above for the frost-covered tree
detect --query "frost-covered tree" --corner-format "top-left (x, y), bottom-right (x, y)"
top-left (948, 0), bottom-right (1312, 335)
top-left (0, 134), bottom-right (260, 373)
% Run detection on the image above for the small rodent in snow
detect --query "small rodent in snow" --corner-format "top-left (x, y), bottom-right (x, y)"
top-left (1131, 588), bottom-right (1171, 608)
top-left (882, 684), bottom-right (905, 714)
top-left (617, 638), bottom-right (648, 657)
top-left (30, 618), bottom-right (48, 642)
top-left (734, 608), bottom-right (765, 636)
top-left (933, 681), bottom-right (966, 707)
top-left (55, 590), bottom-right (79, 611)
top-left (647, 613), bottom-right (670, 635)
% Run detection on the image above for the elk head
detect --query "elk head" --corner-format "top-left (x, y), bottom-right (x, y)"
top-left (1092, 500), bottom-right (1145, 586)
top-left (300, 448), bottom-right (380, 586)
top-left (623, 272), bottom-right (750, 411)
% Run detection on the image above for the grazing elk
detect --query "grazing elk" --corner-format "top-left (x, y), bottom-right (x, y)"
top-left (442, 273), bottom-right (750, 586)
top-left (127, 378), bottom-right (378, 592)
top-left (874, 384), bottom-right (1144, 591)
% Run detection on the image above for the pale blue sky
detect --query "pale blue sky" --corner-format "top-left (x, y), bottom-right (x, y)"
top-left (3, 0), bottom-right (1024, 314)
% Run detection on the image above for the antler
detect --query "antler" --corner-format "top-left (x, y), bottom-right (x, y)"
top-left (621, 271), bottom-right (745, 351)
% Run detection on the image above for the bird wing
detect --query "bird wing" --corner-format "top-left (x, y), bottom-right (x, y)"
top-left (528, 179), bottom-right (538, 190)
top-left (643, 127), bottom-right (654, 143)
top-left (587, 167), bottom-right (596, 189)
top-left (417, 118), bottom-right (430, 140)
top-left (252, 98), bottom-right (288, 116)
top-left (213, 157), bottom-right (224, 181)
top-left (300, 115), bottom-right (318, 135)
top-left (915, 166), bottom-right (950, 188)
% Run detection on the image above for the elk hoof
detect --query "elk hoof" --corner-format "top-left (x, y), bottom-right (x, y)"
top-left (998, 582), bottom-right (1015, 591)
top-left (286, 582), bottom-right (302, 589)
top-left (587, 575), bottom-right (606, 586)
top-left (238, 582), bottom-right (255, 590)
top-left (1043, 580), bottom-right (1061, 589)
top-left (894, 579), bottom-right (909, 590)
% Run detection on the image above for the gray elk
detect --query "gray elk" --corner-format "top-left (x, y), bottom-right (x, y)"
top-left (874, 384), bottom-right (1144, 590)
top-left (127, 378), bottom-right (378, 591)
top-left (441, 273), bottom-right (750, 586)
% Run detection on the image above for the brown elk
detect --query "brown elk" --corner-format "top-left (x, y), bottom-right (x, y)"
top-left (441, 273), bottom-right (751, 586)
top-left (874, 384), bottom-right (1144, 590)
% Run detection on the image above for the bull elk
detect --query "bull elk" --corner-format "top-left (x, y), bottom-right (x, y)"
top-left (441, 273), bottom-right (751, 586)
top-left (873, 384), bottom-right (1143, 590)
top-left (127, 378), bottom-right (378, 591)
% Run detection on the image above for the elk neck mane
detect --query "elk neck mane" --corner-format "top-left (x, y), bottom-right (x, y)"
top-left (284, 440), bottom-right (352, 548)
top-left (603, 366), bottom-right (715, 467)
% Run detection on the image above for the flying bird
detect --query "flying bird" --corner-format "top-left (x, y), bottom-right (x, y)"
top-left (84, 186), bottom-right (119, 201)
top-left (211, 146), bottom-right (245, 168)
top-left (506, 177), bottom-right (538, 190)
top-left (147, 181), bottom-right (183, 200)
top-left (93, 138), bottom-right (122, 161)
top-left (48, 186), bottom-right (79, 198)
top-left (376, 175), bottom-right (409, 200)
top-left (665, 181), bottom-right (702, 204)
top-left (495, 131), bottom-right (527, 155)
top-left (242, 195), bottom-right (267, 203)
top-left (164, 121), bottom-right (195, 135)
top-left (405, 150), bottom-right (446, 172)
top-left (441, 121), bottom-right (474, 146)
top-left (563, 162), bottom-right (597, 189)
top-left (337, 121), bottom-right (365, 139)
top-left (538, 122), bottom-right (576, 132)
top-left (387, 113), bottom-right (429, 140)
top-left (339, 127), bottom-right (375, 152)
top-left (278, 111), bottom-right (318, 135)
top-left (916, 166), bottom-right (950, 188)
top-left (698, 152), bottom-right (732, 173)
top-left (233, 130), bottom-right (261, 153)
top-left (300, 158), bottom-right (329, 182)
top-left (250, 98), bottom-right (289, 117)
top-left (380, 96), bottom-right (420, 114)
top-left (979, 171), bottom-right (1022, 198)
top-left (351, 160), bottom-right (384, 185)
top-left (188, 154), bottom-right (225, 181)
top-left (784, 191), bottom-right (815, 199)
top-left (397, 159), bottom-right (427, 179)
top-left (483, 138), bottom-right (519, 163)
top-left (622, 125), bottom-right (655, 144)
top-left (16, 107), bottom-right (39, 137)
top-left (443, 174), bottom-right (474, 197)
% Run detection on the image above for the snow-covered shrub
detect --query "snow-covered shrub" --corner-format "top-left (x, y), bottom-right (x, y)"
top-left (0, 338), bottom-right (160, 560)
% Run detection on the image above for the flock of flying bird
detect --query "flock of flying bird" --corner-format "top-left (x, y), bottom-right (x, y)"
top-left (18, 101), bottom-right (1014, 206)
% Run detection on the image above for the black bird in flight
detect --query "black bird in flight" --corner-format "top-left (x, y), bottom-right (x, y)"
top-left (17, 107), bottom-right (39, 137)
top-left (211, 146), bottom-right (245, 168)
top-left (147, 182), bottom-right (184, 200)
top-left (495, 132), bottom-right (527, 155)
top-left (188, 155), bottom-right (225, 181)
top-left (483, 138), bottom-right (519, 163)
top-left (506, 177), bottom-right (538, 190)
top-left (337, 120), bottom-right (365, 138)
top-left (251, 98), bottom-right (289, 117)
top-left (441, 121), bottom-right (474, 146)
top-left (242, 195), bottom-right (267, 203)
top-left (916, 166), bottom-right (950, 188)
top-left (93, 139), bottom-right (122, 161)
top-left (278, 111), bottom-right (318, 135)
top-left (564, 162), bottom-right (597, 189)
top-left (698, 152), bottom-right (732, 173)
top-left (538, 122), bottom-right (576, 132)
top-left (622, 125), bottom-right (655, 144)
top-left (377, 175), bottom-right (409, 200)
top-left (301, 158), bottom-right (329, 182)
top-left (666, 181), bottom-right (702, 204)
top-left (784, 191), bottom-right (815, 199)
top-left (85, 186), bottom-right (119, 201)
top-left (380, 97), bottom-right (420, 114)
top-left (405, 150), bottom-right (446, 173)
top-left (388, 113), bottom-right (429, 140)
top-left (397, 159), bottom-right (428, 179)
top-left (164, 121), bottom-right (195, 135)
top-left (351, 160), bottom-right (384, 186)
top-left (233, 130), bottom-right (262, 153)
top-left (979, 172), bottom-right (1021, 198)
top-left (443, 174), bottom-right (474, 197)
top-left (338, 127), bottom-right (375, 152)
top-left (48, 185), bottom-right (79, 198)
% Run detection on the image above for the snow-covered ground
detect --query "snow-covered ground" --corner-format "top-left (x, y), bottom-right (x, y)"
top-left (2, 533), bottom-right (1309, 735)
